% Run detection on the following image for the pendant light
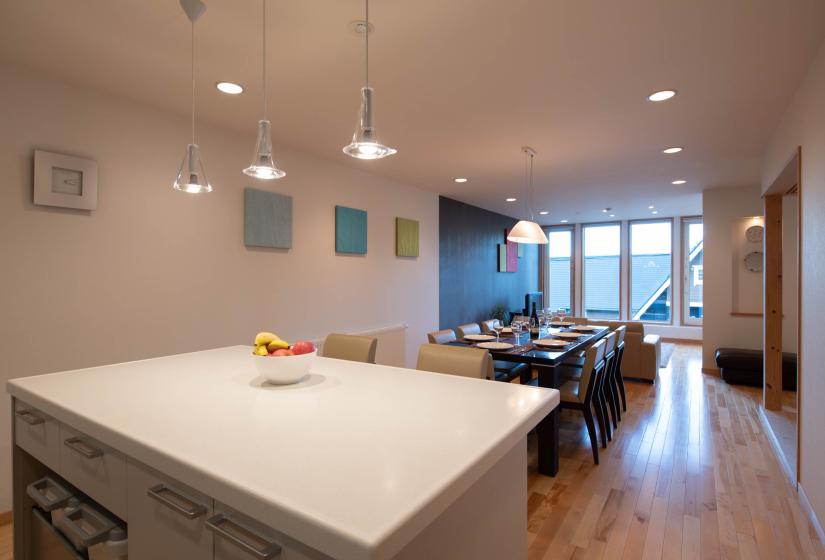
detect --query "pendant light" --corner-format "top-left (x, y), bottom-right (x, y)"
top-left (173, 0), bottom-right (212, 194)
top-left (243, 0), bottom-right (286, 179)
top-left (342, 0), bottom-right (397, 160)
top-left (507, 147), bottom-right (548, 244)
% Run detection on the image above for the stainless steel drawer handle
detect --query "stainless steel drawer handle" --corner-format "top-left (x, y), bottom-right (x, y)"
top-left (15, 409), bottom-right (45, 425)
top-left (64, 436), bottom-right (104, 459)
top-left (147, 484), bottom-right (207, 519)
top-left (206, 514), bottom-right (281, 559)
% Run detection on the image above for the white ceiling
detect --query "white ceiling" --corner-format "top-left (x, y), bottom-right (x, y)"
top-left (2, 0), bottom-right (824, 222)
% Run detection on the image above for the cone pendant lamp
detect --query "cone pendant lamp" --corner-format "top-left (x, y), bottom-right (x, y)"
top-left (173, 0), bottom-right (212, 193)
top-left (507, 147), bottom-right (548, 244)
top-left (243, 0), bottom-right (286, 179)
top-left (343, 0), bottom-right (396, 160)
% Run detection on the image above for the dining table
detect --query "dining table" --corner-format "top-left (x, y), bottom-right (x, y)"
top-left (449, 323), bottom-right (611, 477)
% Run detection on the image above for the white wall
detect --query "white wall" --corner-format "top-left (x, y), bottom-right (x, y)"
top-left (701, 186), bottom-right (764, 369)
top-left (0, 63), bottom-right (439, 511)
top-left (762, 37), bottom-right (825, 536)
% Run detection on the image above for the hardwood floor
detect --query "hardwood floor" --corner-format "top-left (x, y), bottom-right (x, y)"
top-left (526, 343), bottom-right (824, 559)
top-left (0, 344), bottom-right (818, 560)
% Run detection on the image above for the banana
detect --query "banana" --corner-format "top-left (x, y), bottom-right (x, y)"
top-left (254, 332), bottom-right (279, 346)
top-left (254, 345), bottom-right (269, 356)
top-left (267, 339), bottom-right (290, 352)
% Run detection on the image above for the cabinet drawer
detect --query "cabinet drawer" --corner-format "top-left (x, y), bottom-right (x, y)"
top-left (59, 424), bottom-right (128, 520)
top-left (211, 502), bottom-right (328, 560)
top-left (14, 399), bottom-right (61, 471)
top-left (127, 459), bottom-right (213, 560)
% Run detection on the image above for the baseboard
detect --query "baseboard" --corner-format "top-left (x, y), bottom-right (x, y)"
top-left (661, 337), bottom-right (702, 345)
top-left (0, 510), bottom-right (11, 525)
top-left (702, 367), bottom-right (721, 377)
top-left (799, 484), bottom-right (825, 547)
top-left (758, 407), bottom-right (796, 487)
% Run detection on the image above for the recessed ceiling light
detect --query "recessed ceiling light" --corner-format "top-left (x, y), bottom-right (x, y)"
top-left (216, 81), bottom-right (244, 95)
top-left (602, 208), bottom-right (611, 213)
top-left (648, 89), bottom-right (677, 102)
top-left (539, 211), bottom-right (549, 215)
top-left (505, 197), bottom-right (517, 202)
top-left (609, 214), bottom-right (616, 218)
top-left (648, 205), bottom-right (655, 209)
top-left (663, 147), bottom-right (683, 154)
top-left (560, 219), bottom-right (569, 223)
top-left (454, 177), bottom-right (468, 183)
top-left (672, 179), bottom-right (687, 185)
top-left (652, 210), bottom-right (659, 215)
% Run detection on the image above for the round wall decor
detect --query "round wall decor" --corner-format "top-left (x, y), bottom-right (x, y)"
top-left (744, 251), bottom-right (763, 272)
top-left (745, 224), bottom-right (764, 243)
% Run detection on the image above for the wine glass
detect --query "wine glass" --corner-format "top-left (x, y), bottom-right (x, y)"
top-left (511, 320), bottom-right (522, 343)
top-left (493, 321), bottom-right (504, 342)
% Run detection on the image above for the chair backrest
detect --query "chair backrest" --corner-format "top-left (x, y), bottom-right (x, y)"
top-left (578, 339), bottom-right (606, 403)
top-left (416, 344), bottom-right (494, 380)
top-left (456, 323), bottom-right (481, 338)
top-left (480, 319), bottom-right (500, 333)
top-left (323, 333), bottom-right (378, 363)
top-left (615, 325), bottom-right (627, 348)
top-left (524, 292), bottom-right (544, 315)
top-left (603, 332), bottom-right (617, 355)
top-left (427, 329), bottom-right (457, 344)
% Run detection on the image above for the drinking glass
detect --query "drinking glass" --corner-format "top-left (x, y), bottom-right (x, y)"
top-left (511, 320), bottom-right (522, 343)
top-left (493, 322), bottom-right (504, 342)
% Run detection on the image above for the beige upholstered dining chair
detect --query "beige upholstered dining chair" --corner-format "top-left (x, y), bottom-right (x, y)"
top-left (427, 329), bottom-right (457, 344)
top-left (456, 323), bottom-right (481, 339)
top-left (480, 319), bottom-right (500, 333)
top-left (322, 333), bottom-right (378, 364)
top-left (416, 343), bottom-right (494, 380)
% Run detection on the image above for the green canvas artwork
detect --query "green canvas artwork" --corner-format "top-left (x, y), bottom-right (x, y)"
top-left (396, 217), bottom-right (419, 257)
top-left (335, 205), bottom-right (368, 254)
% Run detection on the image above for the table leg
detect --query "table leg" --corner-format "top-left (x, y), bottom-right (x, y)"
top-left (536, 365), bottom-right (560, 477)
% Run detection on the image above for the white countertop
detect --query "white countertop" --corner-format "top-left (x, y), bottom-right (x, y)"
top-left (7, 346), bottom-right (558, 560)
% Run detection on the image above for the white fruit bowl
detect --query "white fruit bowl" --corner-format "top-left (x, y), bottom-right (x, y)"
top-left (253, 350), bottom-right (316, 385)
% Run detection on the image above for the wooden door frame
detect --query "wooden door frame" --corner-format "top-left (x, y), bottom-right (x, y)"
top-left (762, 146), bottom-right (801, 483)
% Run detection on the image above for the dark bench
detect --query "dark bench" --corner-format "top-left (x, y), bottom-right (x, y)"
top-left (714, 348), bottom-right (797, 390)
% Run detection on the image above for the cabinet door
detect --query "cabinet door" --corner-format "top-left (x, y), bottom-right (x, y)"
top-left (126, 459), bottom-right (213, 560)
top-left (14, 399), bottom-right (61, 471)
top-left (211, 502), bottom-right (328, 560)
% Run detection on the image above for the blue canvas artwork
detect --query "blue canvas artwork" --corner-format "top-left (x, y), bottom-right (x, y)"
top-left (244, 188), bottom-right (293, 249)
top-left (335, 205), bottom-right (367, 254)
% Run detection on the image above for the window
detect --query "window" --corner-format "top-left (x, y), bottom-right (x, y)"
top-left (583, 223), bottom-right (621, 319)
top-left (630, 220), bottom-right (673, 322)
top-left (682, 217), bottom-right (703, 324)
top-left (546, 228), bottom-right (573, 314)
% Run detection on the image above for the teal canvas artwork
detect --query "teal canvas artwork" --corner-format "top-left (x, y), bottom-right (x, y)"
top-left (335, 205), bottom-right (368, 254)
top-left (244, 187), bottom-right (292, 249)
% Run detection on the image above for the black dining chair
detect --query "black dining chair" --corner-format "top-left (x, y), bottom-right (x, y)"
top-left (613, 325), bottom-right (628, 412)
top-left (557, 339), bottom-right (607, 464)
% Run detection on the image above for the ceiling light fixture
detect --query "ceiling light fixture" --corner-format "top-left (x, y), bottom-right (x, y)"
top-left (173, 0), bottom-right (212, 194)
top-left (648, 205), bottom-right (655, 209)
top-left (652, 210), bottom-right (659, 215)
top-left (672, 179), bottom-right (686, 185)
top-left (505, 197), bottom-right (517, 202)
top-left (539, 211), bottom-right (549, 215)
top-left (560, 219), bottom-right (568, 223)
top-left (647, 89), bottom-right (677, 102)
top-left (609, 214), bottom-right (615, 217)
top-left (216, 81), bottom-right (244, 95)
top-left (454, 177), bottom-right (468, 183)
top-left (663, 147), bottom-right (683, 154)
top-left (343, 0), bottom-right (396, 160)
top-left (507, 147), bottom-right (548, 245)
top-left (602, 208), bottom-right (610, 213)
top-left (243, 0), bottom-right (286, 180)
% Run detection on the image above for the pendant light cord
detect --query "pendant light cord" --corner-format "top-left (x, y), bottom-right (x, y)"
top-left (191, 21), bottom-right (195, 144)
top-left (528, 152), bottom-right (535, 221)
top-left (262, 0), bottom-right (267, 118)
top-left (365, 0), bottom-right (369, 88)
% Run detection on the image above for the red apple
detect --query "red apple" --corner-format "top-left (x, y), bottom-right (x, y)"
top-left (291, 341), bottom-right (315, 355)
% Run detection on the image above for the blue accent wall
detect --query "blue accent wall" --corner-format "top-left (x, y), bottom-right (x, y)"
top-left (439, 196), bottom-right (539, 329)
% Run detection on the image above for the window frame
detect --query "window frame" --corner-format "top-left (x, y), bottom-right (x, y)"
top-left (581, 221), bottom-right (623, 321)
top-left (544, 225), bottom-right (575, 316)
top-left (681, 216), bottom-right (704, 326)
top-left (627, 218), bottom-right (675, 325)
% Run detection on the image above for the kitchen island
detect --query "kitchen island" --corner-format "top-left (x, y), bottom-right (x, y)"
top-left (8, 346), bottom-right (558, 560)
